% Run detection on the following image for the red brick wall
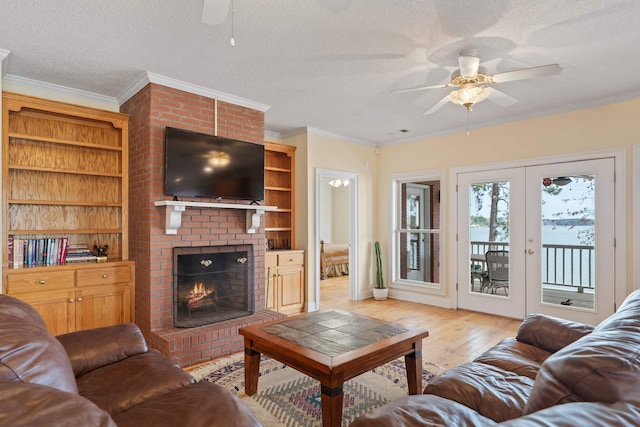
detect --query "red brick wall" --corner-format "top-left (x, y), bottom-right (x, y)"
top-left (121, 84), bottom-right (281, 367)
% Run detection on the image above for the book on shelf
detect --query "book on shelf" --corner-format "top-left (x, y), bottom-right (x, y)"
top-left (64, 254), bottom-right (98, 263)
top-left (9, 237), bottom-right (74, 267)
top-left (7, 235), bottom-right (13, 268)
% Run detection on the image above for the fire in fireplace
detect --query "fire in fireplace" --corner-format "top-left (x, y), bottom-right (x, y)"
top-left (173, 245), bottom-right (254, 328)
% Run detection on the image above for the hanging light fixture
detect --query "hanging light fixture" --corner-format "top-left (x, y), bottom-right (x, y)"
top-left (447, 85), bottom-right (490, 110)
top-left (328, 178), bottom-right (350, 188)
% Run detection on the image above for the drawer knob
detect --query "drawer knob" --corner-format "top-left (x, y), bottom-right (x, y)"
top-left (68, 298), bottom-right (74, 303)
top-left (289, 259), bottom-right (294, 262)
top-left (38, 280), bottom-right (46, 285)
top-left (77, 297), bottom-right (83, 302)
top-left (102, 274), bottom-right (108, 279)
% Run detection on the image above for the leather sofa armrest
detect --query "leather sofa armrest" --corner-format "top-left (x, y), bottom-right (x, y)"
top-left (0, 382), bottom-right (116, 427)
top-left (516, 313), bottom-right (593, 353)
top-left (57, 323), bottom-right (148, 377)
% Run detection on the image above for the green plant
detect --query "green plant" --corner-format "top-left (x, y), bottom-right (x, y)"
top-left (374, 241), bottom-right (385, 289)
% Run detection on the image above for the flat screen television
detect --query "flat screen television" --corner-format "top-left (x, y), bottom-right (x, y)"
top-left (164, 127), bottom-right (265, 201)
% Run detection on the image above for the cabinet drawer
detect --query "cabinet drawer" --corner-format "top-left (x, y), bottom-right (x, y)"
top-left (278, 252), bottom-right (304, 267)
top-left (265, 253), bottom-right (278, 269)
top-left (77, 265), bottom-right (131, 286)
top-left (5, 270), bottom-right (75, 293)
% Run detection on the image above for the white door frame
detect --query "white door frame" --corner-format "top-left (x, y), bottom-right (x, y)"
top-left (449, 148), bottom-right (627, 315)
top-left (315, 168), bottom-right (358, 306)
top-left (456, 167), bottom-right (527, 319)
top-left (525, 159), bottom-right (615, 324)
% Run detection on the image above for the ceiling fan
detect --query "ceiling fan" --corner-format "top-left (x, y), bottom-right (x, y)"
top-left (393, 49), bottom-right (562, 115)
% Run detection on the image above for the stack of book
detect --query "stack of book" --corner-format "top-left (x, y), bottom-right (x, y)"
top-left (64, 243), bottom-right (98, 263)
top-left (9, 237), bottom-right (69, 268)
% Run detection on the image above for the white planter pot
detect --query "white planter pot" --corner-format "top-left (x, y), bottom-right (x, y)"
top-left (372, 287), bottom-right (388, 301)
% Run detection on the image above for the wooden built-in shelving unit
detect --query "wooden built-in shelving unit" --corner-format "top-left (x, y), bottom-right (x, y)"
top-left (2, 92), bottom-right (134, 334)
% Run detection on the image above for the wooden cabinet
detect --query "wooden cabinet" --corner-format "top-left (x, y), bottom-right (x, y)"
top-left (2, 92), bottom-right (133, 334)
top-left (264, 142), bottom-right (296, 250)
top-left (266, 250), bottom-right (304, 315)
top-left (3, 261), bottom-right (134, 335)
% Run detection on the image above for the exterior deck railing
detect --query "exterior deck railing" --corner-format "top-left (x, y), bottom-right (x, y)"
top-left (470, 241), bottom-right (595, 293)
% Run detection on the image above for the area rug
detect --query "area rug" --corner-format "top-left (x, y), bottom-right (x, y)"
top-left (191, 352), bottom-right (443, 427)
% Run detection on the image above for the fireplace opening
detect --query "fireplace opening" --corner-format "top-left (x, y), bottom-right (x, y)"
top-left (173, 245), bottom-right (255, 328)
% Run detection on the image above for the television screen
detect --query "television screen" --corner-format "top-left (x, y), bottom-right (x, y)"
top-left (164, 127), bottom-right (265, 201)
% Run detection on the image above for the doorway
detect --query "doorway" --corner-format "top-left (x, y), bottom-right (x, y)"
top-left (457, 157), bottom-right (617, 324)
top-left (315, 169), bottom-right (358, 309)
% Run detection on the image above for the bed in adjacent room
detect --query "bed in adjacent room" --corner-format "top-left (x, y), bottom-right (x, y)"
top-left (320, 240), bottom-right (349, 279)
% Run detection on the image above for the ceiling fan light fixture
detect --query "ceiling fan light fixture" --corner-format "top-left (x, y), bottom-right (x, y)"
top-left (447, 86), bottom-right (490, 110)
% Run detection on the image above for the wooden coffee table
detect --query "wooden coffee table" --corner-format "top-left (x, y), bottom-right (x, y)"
top-left (239, 309), bottom-right (429, 427)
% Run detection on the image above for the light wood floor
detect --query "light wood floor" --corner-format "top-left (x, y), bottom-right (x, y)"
top-left (320, 276), bottom-right (522, 371)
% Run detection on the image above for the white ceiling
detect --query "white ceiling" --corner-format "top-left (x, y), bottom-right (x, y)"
top-left (2, 0), bottom-right (640, 146)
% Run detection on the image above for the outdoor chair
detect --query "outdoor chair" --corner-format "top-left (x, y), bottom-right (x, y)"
top-left (484, 250), bottom-right (509, 296)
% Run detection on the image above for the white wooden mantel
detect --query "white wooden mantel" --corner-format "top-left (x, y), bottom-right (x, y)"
top-left (154, 200), bottom-right (278, 235)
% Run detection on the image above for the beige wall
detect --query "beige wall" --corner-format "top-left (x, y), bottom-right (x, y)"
top-left (378, 98), bottom-right (640, 301)
top-left (283, 131), bottom-right (378, 309)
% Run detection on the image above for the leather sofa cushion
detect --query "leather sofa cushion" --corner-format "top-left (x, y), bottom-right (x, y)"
top-left (349, 394), bottom-right (499, 427)
top-left (424, 362), bottom-right (534, 422)
top-left (525, 294), bottom-right (640, 414)
top-left (516, 313), bottom-right (594, 353)
top-left (503, 401), bottom-right (640, 427)
top-left (76, 349), bottom-right (195, 416)
top-left (0, 295), bottom-right (78, 394)
top-left (0, 382), bottom-right (115, 427)
top-left (474, 337), bottom-right (550, 379)
top-left (112, 381), bottom-right (262, 427)
top-left (57, 323), bottom-right (148, 377)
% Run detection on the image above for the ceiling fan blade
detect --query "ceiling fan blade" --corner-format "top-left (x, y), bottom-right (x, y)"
top-left (391, 83), bottom-right (452, 94)
top-left (458, 55), bottom-right (480, 77)
top-left (486, 87), bottom-right (518, 107)
top-left (423, 96), bottom-right (451, 115)
top-left (202, 0), bottom-right (232, 25)
top-left (315, 0), bottom-right (354, 13)
top-left (490, 64), bottom-right (562, 84)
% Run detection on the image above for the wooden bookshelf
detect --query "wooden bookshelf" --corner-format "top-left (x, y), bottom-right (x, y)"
top-left (2, 92), bottom-right (134, 333)
top-left (264, 141), bottom-right (296, 250)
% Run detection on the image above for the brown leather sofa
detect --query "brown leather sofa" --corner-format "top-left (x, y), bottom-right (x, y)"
top-left (0, 294), bottom-right (261, 426)
top-left (351, 289), bottom-right (640, 426)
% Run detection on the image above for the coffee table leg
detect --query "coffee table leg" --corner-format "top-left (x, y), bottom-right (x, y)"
top-left (405, 340), bottom-right (423, 395)
top-left (320, 379), bottom-right (344, 427)
top-left (244, 344), bottom-right (261, 396)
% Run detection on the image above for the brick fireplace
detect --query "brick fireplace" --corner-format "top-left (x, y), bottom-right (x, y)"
top-left (121, 83), bottom-right (283, 367)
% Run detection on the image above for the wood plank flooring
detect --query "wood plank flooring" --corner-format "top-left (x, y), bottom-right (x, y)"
top-left (320, 276), bottom-right (522, 371)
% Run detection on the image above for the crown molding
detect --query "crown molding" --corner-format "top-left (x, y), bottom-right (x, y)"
top-left (118, 71), bottom-right (271, 112)
top-left (264, 130), bottom-right (282, 142)
top-left (0, 49), bottom-right (10, 77)
top-left (2, 74), bottom-right (119, 109)
top-left (306, 127), bottom-right (376, 146)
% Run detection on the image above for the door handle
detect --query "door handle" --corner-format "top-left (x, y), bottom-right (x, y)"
top-left (527, 249), bottom-right (535, 255)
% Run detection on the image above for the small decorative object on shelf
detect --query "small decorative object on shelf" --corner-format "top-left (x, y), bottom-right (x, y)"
top-left (93, 243), bottom-right (109, 263)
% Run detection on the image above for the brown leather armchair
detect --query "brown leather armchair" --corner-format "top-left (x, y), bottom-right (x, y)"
top-left (0, 294), bottom-right (261, 426)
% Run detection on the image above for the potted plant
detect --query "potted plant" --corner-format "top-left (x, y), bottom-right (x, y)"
top-left (372, 241), bottom-right (388, 300)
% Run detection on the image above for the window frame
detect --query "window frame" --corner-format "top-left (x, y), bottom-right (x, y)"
top-left (390, 169), bottom-right (446, 296)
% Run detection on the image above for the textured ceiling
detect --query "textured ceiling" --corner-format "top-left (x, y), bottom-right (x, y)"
top-left (2, 0), bottom-right (640, 145)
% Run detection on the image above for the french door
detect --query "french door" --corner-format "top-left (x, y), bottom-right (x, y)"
top-left (457, 158), bottom-right (616, 324)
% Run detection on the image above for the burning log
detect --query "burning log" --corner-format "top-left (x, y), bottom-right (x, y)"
top-left (182, 282), bottom-right (217, 311)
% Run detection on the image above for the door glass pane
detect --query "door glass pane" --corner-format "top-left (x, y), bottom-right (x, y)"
top-left (469, 181), bottom-right (510, 296)
top-left (398, 181), bottom-right (440, 284)
top-left (540, 175), bottom-right (595, 309)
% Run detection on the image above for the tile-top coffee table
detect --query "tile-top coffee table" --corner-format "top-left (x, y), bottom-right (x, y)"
top-left (239, 309), bottom-right (429, 427)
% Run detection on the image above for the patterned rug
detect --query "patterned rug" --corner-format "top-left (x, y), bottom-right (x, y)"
top-left (191, 352), bottom-right (443, 427)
